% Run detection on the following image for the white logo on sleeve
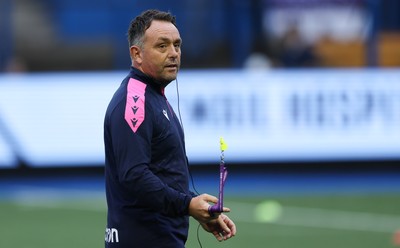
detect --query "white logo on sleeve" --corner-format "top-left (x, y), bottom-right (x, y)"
top-left (105, 228), bottom-right (119, 243)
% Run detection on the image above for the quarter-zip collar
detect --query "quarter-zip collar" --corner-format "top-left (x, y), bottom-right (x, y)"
top-left (128, 67), bottom-right (169, 95)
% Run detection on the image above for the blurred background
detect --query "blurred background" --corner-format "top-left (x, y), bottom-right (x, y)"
top-left (1, 0), bottom-right (400, 247)
top-left (1, 0), bottom-right (400, 71)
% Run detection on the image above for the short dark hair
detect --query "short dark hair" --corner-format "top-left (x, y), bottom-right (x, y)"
top-left (127, 9), bottom-right (177, 48)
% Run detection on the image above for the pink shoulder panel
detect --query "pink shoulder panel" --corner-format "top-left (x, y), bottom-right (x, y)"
top-left (124, 78), bottom-right (147, 133)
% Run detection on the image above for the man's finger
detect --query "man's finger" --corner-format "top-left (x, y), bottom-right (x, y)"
top-left (222, 215), bottom-right (236, 238)
top-left (217, 216), bottom-right (231, 234)
top-left (202, 193), bottom-right (218, 204)
top-left (212, 230), bottom-right (223, 242)
top-left (222, 207), bottom-right (231, 212)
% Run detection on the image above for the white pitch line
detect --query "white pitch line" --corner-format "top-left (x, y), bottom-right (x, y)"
top-left (8, 189), bottom-right (400, 234)
top-left (8, 186), bottom-right (106, 212)
top-left (226, 201), bottom-right (400, 233)
top-left (17, 199), bottom-right (107, 212)
top-left (273, 206), bottom-right (400, 233)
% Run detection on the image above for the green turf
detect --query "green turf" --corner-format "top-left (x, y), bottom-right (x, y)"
top-left (1, 195), bottom-right (399, 248)
top-left (0, 200), bottom-right (106, 248)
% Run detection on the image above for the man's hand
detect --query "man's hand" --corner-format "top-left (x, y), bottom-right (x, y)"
top-left (188, 194), bottom-right (236, 241)
top-left (188, 194), bottom-right (230, 223)
top-left (200, 213), bottom-right (237, 241)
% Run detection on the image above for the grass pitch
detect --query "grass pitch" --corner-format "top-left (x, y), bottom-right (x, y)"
top-left (1, 194), bottom-right (399, 248)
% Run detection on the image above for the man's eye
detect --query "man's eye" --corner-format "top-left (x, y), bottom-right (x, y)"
top-left (159, 44), bottom-right (166, 48)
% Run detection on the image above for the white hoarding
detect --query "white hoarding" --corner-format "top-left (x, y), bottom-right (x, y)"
top-left (0, 134), bottom-right (16, 167)
top-left (0, 69), bottom-right (399, 167)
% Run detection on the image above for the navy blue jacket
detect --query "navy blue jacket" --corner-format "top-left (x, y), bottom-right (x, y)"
top-left (104, 67), bottom-right (193, 247)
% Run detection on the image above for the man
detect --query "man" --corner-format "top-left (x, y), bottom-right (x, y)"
top-left (104, 9), bottom-right (236, 247)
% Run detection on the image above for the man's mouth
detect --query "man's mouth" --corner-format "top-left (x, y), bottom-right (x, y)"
top-left (165, 64), bottom-right (177, 68)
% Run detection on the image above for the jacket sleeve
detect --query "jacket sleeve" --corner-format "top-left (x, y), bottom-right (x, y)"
top-left (109, 95), bottom-right (192, 217)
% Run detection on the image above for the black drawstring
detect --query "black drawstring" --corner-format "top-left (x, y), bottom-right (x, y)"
top-left (175, 77), bottom-right (203, 248)
top-left (175, 77), bottom-right (184, 132)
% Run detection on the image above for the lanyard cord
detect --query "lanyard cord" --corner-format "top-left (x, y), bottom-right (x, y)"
top-left (175, 77), bottom-right (203, 248)
top-left (175, 77), bottom-right (184, 132)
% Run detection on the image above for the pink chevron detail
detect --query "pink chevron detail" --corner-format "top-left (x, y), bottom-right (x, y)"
top-left (125, 78), bottom-right (147, 133)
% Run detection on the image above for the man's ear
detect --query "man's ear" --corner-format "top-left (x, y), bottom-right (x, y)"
top-left (130, 46), bottom-right (142, 65)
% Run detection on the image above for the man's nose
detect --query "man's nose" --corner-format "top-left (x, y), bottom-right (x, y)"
top-left (168, 45), bottom-right (179, 58)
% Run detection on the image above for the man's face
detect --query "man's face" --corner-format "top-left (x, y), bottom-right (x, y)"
top-left (133, 20), bottom-right (181, 83)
